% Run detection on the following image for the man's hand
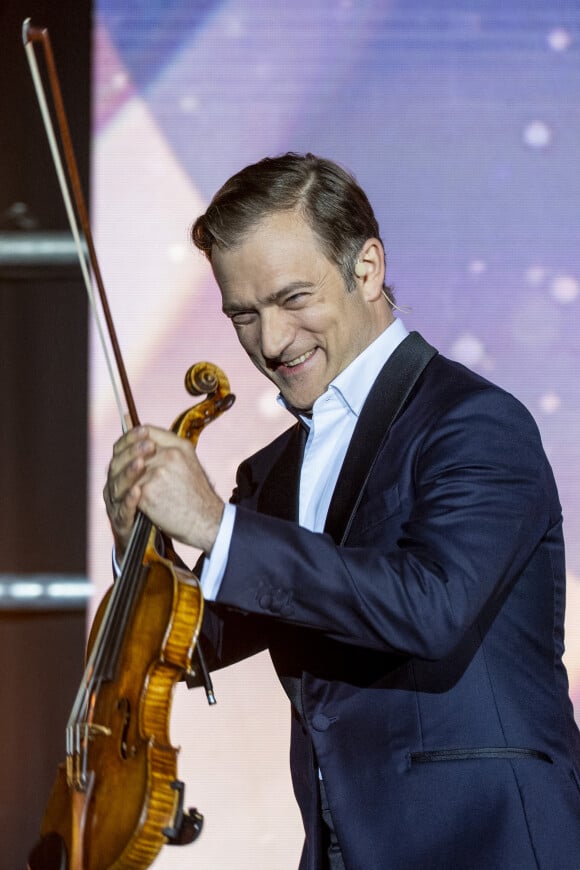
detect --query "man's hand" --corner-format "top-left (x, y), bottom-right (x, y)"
top-left (104, 425), bottom-right (224, 559)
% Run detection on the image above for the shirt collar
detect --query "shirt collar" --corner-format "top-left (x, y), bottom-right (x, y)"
top-left (278, 317), bottom-right (409, 425)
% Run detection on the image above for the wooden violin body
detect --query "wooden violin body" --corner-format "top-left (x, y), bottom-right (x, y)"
top-left (28, 364), bottom-right (235, 870)
top-left (31, 560), bottom-right (202, 870)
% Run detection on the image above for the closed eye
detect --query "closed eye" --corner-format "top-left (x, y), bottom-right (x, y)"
top-left (228, 310), bottom-right (257, 326)
top-left (224, 282), bottom-right (315, 324)
top-left (283, 290), bottom-right (311, 308)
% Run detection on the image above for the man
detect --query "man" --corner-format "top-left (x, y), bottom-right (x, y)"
top-left (105, 153), bottom-right (580, 869)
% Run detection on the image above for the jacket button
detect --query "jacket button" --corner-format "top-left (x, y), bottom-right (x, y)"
top-left (311, 713), bottom-right (330, 731)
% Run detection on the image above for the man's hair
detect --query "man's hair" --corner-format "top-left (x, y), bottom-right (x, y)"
top-left (191, 152), bottom-right (394, 300)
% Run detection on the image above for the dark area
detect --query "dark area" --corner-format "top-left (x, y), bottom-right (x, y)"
top-left (0, 2), bottom-right (91, 868)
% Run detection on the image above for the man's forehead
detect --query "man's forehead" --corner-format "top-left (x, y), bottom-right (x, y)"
top-left (213, 213), bottom-right (326, 277)
top-left (213, 208), bottom-right (319, 257)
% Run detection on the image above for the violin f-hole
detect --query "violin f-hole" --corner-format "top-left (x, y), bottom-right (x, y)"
top-left (117, 697), bottom-right (132, 759)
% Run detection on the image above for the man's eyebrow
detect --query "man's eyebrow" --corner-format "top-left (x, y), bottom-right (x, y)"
top-left (222, 281), bottom-right (315, 315)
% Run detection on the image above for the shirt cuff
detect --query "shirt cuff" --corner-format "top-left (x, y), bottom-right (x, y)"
top-left (200, 503), bottom-right (236, 600)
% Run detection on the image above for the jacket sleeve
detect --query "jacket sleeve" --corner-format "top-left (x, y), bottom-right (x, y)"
top-left (216, 387), bottom-right (559, 660)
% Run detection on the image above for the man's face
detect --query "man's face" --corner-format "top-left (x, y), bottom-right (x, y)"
top-left (212, 210), bottom-right (390, 411)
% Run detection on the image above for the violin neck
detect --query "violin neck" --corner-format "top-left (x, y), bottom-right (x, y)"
top-left (99, 512), bottom-right (152, 681)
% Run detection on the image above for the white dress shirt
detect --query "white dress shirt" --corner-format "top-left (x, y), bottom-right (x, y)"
top-left (201, 317), bottom-right (408, 599)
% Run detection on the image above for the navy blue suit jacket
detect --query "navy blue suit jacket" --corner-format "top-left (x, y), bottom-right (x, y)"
top-left (200, 333), bottom-right (580, 869)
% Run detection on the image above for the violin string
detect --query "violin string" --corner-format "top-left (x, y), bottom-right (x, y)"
top-left (83, 513), bottom-right (149, 687)
top-left (96, 512), bottom-right (152, 679)
top-left (23, 24), bottom-right (127, 432)
top-left (65, 512), bottom-right (150, 783)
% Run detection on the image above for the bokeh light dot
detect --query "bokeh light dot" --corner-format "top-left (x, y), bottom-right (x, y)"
top-left (179, 95), bottom-right (199, 113)
top-left (550, 274), bottom-right (579, 304)
top-left (523, 120), bottom-right (552, 149)
top-left (111, 71), bottom-right (128, 92)
top-left (469, 260), bottom-right (486, 275)
top-left (539, 392), bottom-right (561, 414)
top-left (525, 266), bottom-right (547, 286)
top-left (548, 28), bottom-right (572, 51)
top-left (450, 333), bottom-right (486, 367)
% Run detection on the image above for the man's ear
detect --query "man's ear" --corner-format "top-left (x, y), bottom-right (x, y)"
top-left (354, 238), bottom-right (385, 300)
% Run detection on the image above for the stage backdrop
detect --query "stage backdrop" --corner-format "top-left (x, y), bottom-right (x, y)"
top-left (91, 2), bottom-right (580, 867)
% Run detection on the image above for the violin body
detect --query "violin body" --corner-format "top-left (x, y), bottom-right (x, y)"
top-left (31, 552), bottom-right (203, 870)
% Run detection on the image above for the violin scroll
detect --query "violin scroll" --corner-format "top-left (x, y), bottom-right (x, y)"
top-left (172, 362), bottom-right (235, 445)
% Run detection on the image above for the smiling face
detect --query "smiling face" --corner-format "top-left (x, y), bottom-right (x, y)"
top-left (212, 209), bottom-right (393, 411)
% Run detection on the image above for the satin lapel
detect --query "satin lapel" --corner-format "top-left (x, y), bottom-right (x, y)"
top-left (324, 331), bottom-right (437, 544)
top-left (257, 421), bottom-right (306, 521)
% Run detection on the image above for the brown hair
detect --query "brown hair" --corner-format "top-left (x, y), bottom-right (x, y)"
top-left (191, 152), bottom-right (394, 300)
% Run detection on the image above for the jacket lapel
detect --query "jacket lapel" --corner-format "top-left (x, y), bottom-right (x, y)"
top-left (257, 421), bottom-right (307, 521)
top-left (324, 331), bottom-right (437, 544)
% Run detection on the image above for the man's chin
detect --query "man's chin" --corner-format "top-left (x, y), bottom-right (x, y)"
top-left (275, 370), bottom-right (324, 412)
top-left (279, 388), bottom-right (316, 414)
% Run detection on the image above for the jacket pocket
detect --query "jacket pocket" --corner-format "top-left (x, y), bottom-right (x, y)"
top-left (410, 747), bottom-right (553, 764)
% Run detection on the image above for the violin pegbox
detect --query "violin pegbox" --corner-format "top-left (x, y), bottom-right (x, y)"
top-left (171, 361), bottom-right (235, 447)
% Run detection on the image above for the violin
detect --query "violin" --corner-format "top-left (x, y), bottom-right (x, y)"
top-left (23, 21), bottom-right (234, 869)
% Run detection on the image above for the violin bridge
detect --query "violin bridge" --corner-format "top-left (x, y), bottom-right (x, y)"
top-left (86, 723), bottom-right (112, 739)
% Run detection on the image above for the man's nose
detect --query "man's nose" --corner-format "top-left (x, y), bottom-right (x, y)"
top-left (259, 308), bottom-right (294, 360)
